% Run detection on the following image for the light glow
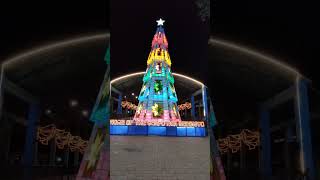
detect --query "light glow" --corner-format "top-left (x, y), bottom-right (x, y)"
top-left (3, 33), bottom-right (109, 69)
top-left (156, 18), bottom-right (165, 26)
top-left (209, 38), bottom-right (302, 77)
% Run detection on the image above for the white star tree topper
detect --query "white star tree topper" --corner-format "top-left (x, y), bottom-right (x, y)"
top-left (156, 18), bottom-right (165, 26)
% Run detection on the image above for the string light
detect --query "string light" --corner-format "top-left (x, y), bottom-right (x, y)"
top-left (37, 124), bottom-right (89, 154)
top-left (178, 102), bottom-right (192, 111)
top-left (122, 100), bottom-right (191, 111)
top-left (217, 129), bottom-right (260, 154)
top-left (121, 101), bottom-right (138, 110)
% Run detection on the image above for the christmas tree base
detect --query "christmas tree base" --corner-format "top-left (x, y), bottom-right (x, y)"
top-left (110, 124), bottom-right (206, 137)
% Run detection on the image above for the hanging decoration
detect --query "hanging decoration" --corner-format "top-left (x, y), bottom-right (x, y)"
top-left (217, 129), bottom-right (260, 154)
top-left (122, 100), bottom-right (191, 112)
top-left (37, 124), bottom-right (88, 154)
top-left (121, 101), bottom-right (138, 110)
top-left (178, 102), bottom-right (192, 111)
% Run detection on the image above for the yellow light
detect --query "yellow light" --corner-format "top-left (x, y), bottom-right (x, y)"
top-left (37, 124), bottom-right (89, 154)
top-left (209, 38), bottom-right (301, 77)
top-left (217, 129), bottom-right (260, 154)
top-left (3, 33), bottom-right (109, 69)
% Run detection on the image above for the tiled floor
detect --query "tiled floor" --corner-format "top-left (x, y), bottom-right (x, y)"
top-left (110, 136), bottom-right (210, 180)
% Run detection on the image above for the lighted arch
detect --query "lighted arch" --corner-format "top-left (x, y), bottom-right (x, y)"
top-left (0, 33), bottom-right (304, 80)
top-left (111, 72), bottom-right (205, 87)
top-left (208, 37), bottom-right (303, 78)
top-left (2, 32), bottom-right (110, 68)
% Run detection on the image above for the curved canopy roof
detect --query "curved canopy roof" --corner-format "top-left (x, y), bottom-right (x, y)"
top-left (1, 33), bottom-right (304, 128)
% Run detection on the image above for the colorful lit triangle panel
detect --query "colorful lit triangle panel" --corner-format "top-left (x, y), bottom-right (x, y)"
top-left (133, 23), bottom-right (181, 122)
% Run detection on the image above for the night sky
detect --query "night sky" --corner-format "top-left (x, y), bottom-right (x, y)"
top-left (111, 0), bottom-right (209, 84)
top-left (1, 0), bottom-right (320, 87)
top-left (212, 0), bottom-right (320, 88)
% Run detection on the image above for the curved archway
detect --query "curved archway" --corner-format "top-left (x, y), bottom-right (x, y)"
top-left (208, 37), bottom-right (301, 78)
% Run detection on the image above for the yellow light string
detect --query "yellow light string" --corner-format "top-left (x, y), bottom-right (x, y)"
top-left (218, 129), bottom-right (260, 154)
top-left (122, 100), bottom-right (192, 111)
top-left (178, 102), bottom-right (192, 111)
top-left (37, 124), bottom-right (89, 154)
top-left (121, 101), bottom-right (137, 110)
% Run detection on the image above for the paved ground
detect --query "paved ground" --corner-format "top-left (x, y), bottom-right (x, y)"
top-left (110, 136), bottom-right (210, 180)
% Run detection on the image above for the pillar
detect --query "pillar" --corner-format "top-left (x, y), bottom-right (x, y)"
top-left (33, 141), bottom-right (39, 165)
top-left (49, 139), bottom-right (56, 166)
top-left (117, 94), bottom-right (122, 115)
top-left (2, 114), bottom-right (12, 163)
top-left (202, 86), bottom-right (209, 122)
top-left (64, 148), bottom-right (69, 168)
top-left (191, 95), bottom-right (195, 120)
top-left (227, 150), bottom-right (231, 177)
top-left (294, 77), bottom-right (315, 180)
top-left (23, 103), bottom-right (40, 180)
top-left (74, 151), bottom-right (79, 167)
top-left (198, 103), bottom-right (202, 120)
top-left (240, 143), bottom-right (246, 178)
top-left (284, 126), bottom-right (293, 180)
top-left (0, 64), bottom-right (4, 120)
top-left (259, 106), bottom-right (271, 180)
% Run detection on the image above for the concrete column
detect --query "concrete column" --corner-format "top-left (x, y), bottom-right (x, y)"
top-left (227, 150), bottom-right (231, 177)
top-left (49, 139), bottom-right (56, 166)
top-left (23, 103), bottom-right (41, 180)
top-left (33, 141), bottom-right (39, 165)
top-left (64, 148), bottom-right (69, 168)
top-left (240, 143), bottom-right (246, 178)
top-left (0, 64), bottom-right (4, 121)
top-left (198, 104), bottom-right (201, 120)
top-left (259, 106), bottom-right (271, 180)
top-left (74, 151), bottom-right (79, 167)
top-left (294, 77), bottom-right (315, 180)
top-left (284, 126), bottom-right (293, 180)
top-left (3, 114), bottom-right (12, 163)
top-left (117, 94), bottom-right (122, 115)
top-left (202, 86), bottom-right (209, 122)
top-left (191, 96), bottom-right (195, 120)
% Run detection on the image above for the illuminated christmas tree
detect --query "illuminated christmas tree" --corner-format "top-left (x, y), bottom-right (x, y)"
top-left (77, 47), bottom-right (110, 180)
top-left (134, 18), bottom-right (181, 122)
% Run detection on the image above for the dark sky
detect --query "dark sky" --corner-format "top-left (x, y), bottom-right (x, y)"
top-left (1, 1), bottom-right (108, 60)
top-left (1, 0), bottom-right (320, 87)
top-left (111, 0), bottom-right (209, 84)
top-left (212, 0), bottom-right (320, 87)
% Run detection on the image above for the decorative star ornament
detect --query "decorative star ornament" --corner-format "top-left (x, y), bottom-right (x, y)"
top-left (156, 18), bottom-right (165, 26)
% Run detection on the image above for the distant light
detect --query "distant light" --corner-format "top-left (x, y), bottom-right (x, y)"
top-left (56, 157), bottom-right (62, 162)
top-left (45, 109), bottom-right (52, 115)
top-left (69, 99), bottom-right (78, 107)
top-left (124, 96), bottom-right (127, 98)
top-left (128, 111), bottom-right (130, 113)
top-left (135, 96), bottom-right (138, 99)
top-left (82, 110), bottom-right (89, 117)
top-left (131, 93), bottom-right (135, 96)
